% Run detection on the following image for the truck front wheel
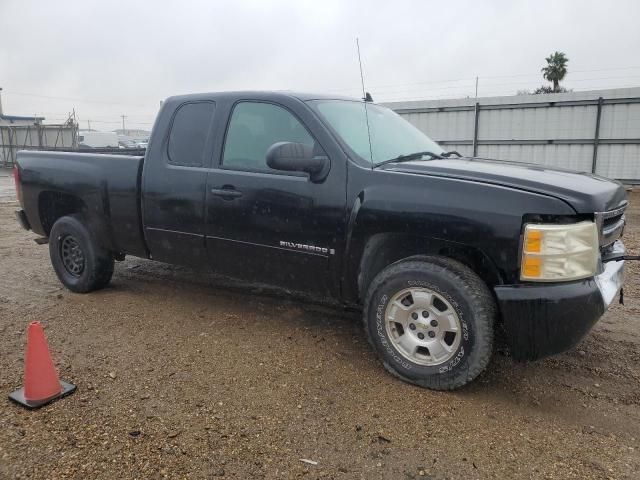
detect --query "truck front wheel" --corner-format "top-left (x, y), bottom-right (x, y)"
top-left (363, 257), bottom-right (495, 390)
top-left (49, 215), bottom-right (114, 293)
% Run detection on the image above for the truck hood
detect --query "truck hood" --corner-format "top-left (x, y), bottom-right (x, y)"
top-left (382, 157), bottom-right (627, 213)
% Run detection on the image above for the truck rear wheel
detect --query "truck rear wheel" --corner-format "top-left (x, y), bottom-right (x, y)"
top-left (49, 215), bottom-right (114, 293)
top-left (363, 256), bottom-right (494, 390)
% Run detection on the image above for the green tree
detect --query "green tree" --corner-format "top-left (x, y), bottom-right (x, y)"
top-left (541, 51), bottom-right (569, 93)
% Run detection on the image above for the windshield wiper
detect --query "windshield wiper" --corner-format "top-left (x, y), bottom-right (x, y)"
top-left (441, 150), bottom-right (463, 158)
top-left (374, 151), bottom-right (443, 168)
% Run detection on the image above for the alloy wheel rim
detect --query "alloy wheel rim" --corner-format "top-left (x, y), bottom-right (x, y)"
top-left (60, 235), bottom-right (85, 277)
top-left (385, 287), bottom-right (462, 366)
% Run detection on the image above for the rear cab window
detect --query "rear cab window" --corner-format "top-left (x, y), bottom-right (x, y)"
top-left (168, 102), bottom-right (216, 167)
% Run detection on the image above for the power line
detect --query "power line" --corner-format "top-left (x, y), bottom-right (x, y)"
top-left (7, 63), bottom-right (640, 105)
top-left (324, 65), bottom-right (640, 95)
top-left (2, 90), bottom-right (153, 109)
top-left (370, 75), bottom-right (640, 99)
top-left (348, 74), bottom-right (640, 96)
top-left (377, 83), bottom-right (640, 103)
top-left (480, 64), bottom-right (640, 79)
top-left (4, 64), bottom-right (640, 121)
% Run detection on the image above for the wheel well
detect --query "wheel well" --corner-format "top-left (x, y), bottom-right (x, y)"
top-left (38, 191), bottom-right (86, 236)
top-left (358, 233), bottom-right (502, 300)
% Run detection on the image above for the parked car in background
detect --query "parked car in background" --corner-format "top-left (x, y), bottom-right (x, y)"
top-left (77, 131), bottom-right (119, 149)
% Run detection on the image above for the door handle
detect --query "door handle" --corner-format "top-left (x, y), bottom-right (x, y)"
top-left (210, 187), bottom-right (243, 199)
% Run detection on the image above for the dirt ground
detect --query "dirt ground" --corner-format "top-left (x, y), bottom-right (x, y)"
top-left (0, 174), bottom-right (639, 479)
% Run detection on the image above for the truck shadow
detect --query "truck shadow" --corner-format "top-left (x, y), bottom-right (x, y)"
top-left (105, 257), bottom-right (367, 356)
top-left (99, 256), bottom-right (640, 432)
top-left (108, 257), bottom-right (362, 324)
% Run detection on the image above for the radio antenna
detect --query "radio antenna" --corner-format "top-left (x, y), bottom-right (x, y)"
top-left (356, 38), bottom-right (367, 101)
top-left (356, 37), bottom-right (374, 164)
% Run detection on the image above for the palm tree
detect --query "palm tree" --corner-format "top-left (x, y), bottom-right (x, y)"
top-left (541, 52), bottom-right (568, 93)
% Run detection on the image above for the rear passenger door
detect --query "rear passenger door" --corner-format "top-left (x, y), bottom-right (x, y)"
top-left (205, 98), bottom-right (347, 296)
top-left (142, 100), bottom-right (216, 268)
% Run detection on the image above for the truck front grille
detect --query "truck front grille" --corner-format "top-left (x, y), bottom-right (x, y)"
top-left (595, 203), bottom-right (627, 248)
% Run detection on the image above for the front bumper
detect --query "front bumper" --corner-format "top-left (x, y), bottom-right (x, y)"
top-left (495, 241), bottom-right (625, 361)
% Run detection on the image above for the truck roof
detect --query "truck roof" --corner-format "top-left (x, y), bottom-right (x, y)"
top-left (164, 90), bottom-right (360, 104)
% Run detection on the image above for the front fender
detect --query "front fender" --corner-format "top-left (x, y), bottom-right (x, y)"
top-left (342, 171), bottom-right (577, 303)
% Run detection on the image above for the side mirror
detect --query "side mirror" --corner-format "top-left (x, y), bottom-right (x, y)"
top-left (266, 142), bottom-right (329, 182)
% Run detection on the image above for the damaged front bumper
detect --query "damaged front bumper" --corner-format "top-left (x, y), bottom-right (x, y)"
top-left (597, 240), bottom-right (626, 307)
top-left (494, 240), bottom-right (625, 361)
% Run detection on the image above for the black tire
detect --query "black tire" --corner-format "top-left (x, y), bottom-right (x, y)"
top-left (363, 256), bottom-right (495, 390)
top-left (49, 215), bottom-right (114, 293)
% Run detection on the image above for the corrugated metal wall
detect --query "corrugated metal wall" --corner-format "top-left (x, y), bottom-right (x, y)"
top-left (384, 87), bottom-right (640, 181)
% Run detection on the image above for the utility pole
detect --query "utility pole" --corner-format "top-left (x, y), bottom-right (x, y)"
top-left (0, 87), bottom-right (3, 115)
top-left (87, 120), bottom-right (91, 130)
top-left (121, 115), bottom-right (127, 135)
top-left (475, 76), bottom-right (479, 99)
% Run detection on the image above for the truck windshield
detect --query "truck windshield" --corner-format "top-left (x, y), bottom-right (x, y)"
top-left (309, 100), bottom-right (444, 166)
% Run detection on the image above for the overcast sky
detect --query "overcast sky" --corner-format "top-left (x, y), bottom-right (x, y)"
top-left (1, 0), bottom-right (639, 131)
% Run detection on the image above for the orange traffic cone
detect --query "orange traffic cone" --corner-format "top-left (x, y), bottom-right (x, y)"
top-left (9, 321), bottom-right (76, 409)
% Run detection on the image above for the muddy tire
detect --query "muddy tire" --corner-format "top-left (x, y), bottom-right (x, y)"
top-left (363, 256), bottom-right (495, 390)
top-left (49, 215), bottom-right (114, 293)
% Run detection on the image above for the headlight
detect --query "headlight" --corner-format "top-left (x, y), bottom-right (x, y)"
top-left (520, 221), bottom-right (598, 282)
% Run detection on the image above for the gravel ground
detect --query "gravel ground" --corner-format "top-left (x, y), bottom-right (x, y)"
top-left (0, 175), bottom-right (639, 479)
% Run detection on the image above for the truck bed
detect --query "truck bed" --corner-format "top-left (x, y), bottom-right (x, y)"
top-left (16, 150), bottom-right (147, 257)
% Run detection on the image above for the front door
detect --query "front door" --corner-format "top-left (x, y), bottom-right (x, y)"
top-left (205, 99), bottom-right (346, 296)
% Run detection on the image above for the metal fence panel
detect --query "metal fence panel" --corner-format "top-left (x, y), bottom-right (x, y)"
top-left (406, 109), bottom-right (474, 141)
top-left (478, 104), bottom-right (597, 140)
top-left (385, 87), bottom-right (640, 182)
top-left (595, 144), bottom-right (640, 180)
top-left (0, 123), bottom-right (78, 167)
top-left (477, 144), bottom-right (594, 171)
top-left (599, 102), bottom-right (640, 139)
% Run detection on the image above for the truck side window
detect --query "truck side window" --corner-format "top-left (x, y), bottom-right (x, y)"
top-left (168, 102), bottom-right (216, 167)
top-left (222, 102), bottom-right (315, 172)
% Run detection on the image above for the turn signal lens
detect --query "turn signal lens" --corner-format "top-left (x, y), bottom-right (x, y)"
top-left (520, 221), bottom-right (598, 282)
top-left (524, 230), bottom-right (542, 253)
top-left (522, 256), bottom-right (542, 278)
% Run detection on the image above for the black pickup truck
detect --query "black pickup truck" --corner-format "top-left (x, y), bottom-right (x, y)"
top-left (14, 91), bottom-right (628, 390)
